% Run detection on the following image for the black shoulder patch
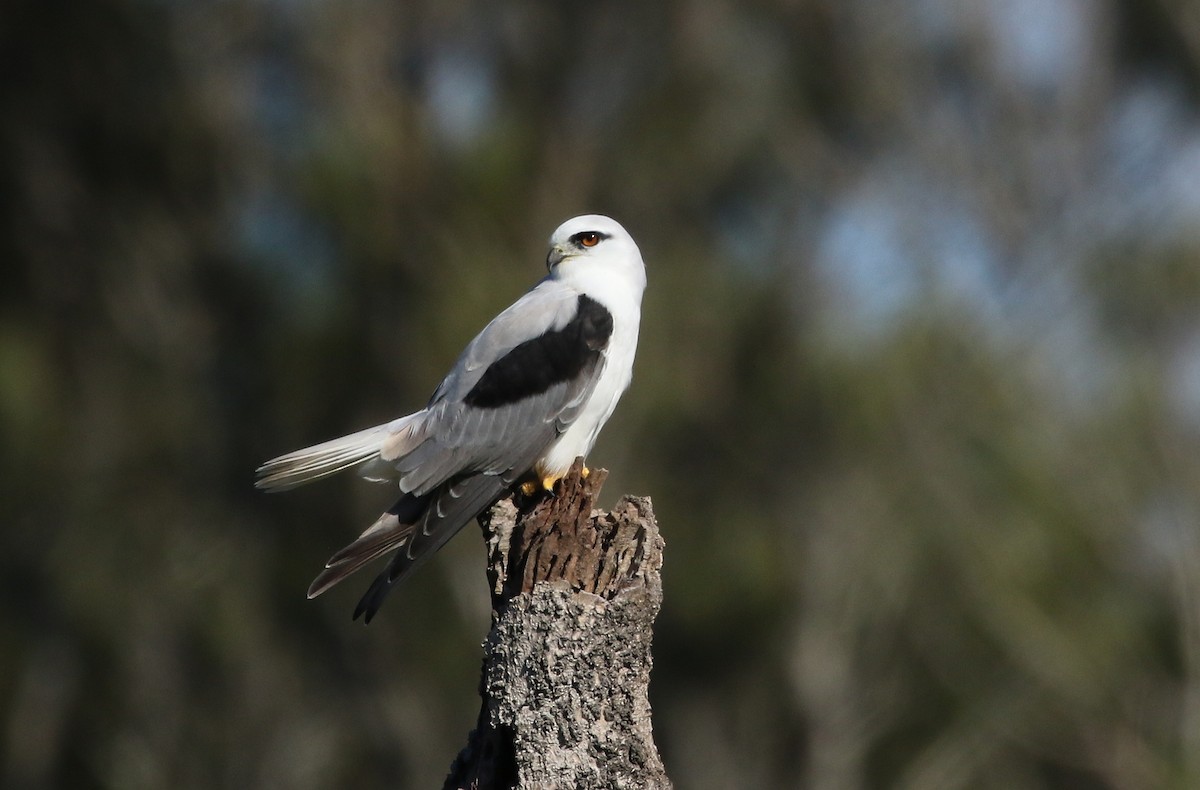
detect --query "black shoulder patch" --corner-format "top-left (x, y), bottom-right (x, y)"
top-left (463, 295), bottom-right (613, 409)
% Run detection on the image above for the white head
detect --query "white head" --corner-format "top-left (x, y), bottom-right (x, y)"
top-left (545, 215), bottom-right (647, 296)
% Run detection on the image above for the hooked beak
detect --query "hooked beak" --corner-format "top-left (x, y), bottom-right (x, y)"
top-left (546, 244), bottom-right (568, 270)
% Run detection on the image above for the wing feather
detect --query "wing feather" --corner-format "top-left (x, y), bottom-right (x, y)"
top-left (380, 283), bottom-right (610, 494)
top-left (306, 493), bottom-right (428, 599)
top-left (277, 279), bottom-right (616, 620)
top-left (426, 282), bottom-right (580, 405)
top-left (312, 349), bottom-right (607, 616)
top-left (352, 473), bottom-right (512, 622)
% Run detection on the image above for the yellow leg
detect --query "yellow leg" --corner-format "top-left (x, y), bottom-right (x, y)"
top-left (518, 476), bottom-right (560, 496)
top-left (521, 464), bottom-right (590, 496)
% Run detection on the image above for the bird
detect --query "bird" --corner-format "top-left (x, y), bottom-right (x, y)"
top-left (256, 215), bottom-right (646, 622)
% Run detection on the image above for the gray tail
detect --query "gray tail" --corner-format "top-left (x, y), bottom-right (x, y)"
top-left (256, 424), bottom-right (391, 492)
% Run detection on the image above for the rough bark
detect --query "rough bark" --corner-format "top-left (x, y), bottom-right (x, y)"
top-left (444, 460), bottom-right (671, 790)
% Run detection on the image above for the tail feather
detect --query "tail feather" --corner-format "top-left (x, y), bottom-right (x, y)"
top-left (257, 418), bottom-right (412, 491)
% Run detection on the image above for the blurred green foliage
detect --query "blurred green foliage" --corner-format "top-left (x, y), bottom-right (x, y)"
top-left (4, 0), bottom-right (1200, 787)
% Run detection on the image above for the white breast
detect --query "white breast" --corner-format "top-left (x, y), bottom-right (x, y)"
top-left (535, 262), bottom-right (644, 479)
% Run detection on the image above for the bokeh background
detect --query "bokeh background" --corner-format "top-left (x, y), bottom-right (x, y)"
top-left (5, 0), bottom-right (1200, 787)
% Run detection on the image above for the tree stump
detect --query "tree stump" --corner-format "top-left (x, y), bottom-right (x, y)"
top-left (444, 460), bottom-right (671, 790)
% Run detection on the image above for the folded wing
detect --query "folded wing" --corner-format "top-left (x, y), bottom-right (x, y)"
top-left (257, 281), bottom-right (616, 618)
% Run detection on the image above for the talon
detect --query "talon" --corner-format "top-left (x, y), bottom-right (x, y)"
top-left (519, 480), bottom-right (538, 497)
top-left (580, 466), bottom-right (590, 479)
top-left (541, 475), bottom-right (558, 492)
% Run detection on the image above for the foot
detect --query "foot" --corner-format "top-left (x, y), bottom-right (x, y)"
top-left (518, 465), bottom-right (589, 497)
top-left (519, 476), bottom-right (559, 496)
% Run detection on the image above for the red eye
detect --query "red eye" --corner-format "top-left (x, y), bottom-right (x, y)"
top-left (578, 232), bottom-right (600, 247)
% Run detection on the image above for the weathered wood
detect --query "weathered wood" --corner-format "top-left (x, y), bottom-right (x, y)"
top-left (444, 460), bottom-right (670, 790)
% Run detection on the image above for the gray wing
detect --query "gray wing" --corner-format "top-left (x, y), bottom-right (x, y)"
top-left (304, 471), bottom-right (513, 622)
top-left (302, 278), bottom-right (614, 617)
top-left (257, 279), bottom-right (598, 493)
top-left (349, 473), bottom-right (515, 623)
top-left (376, 278), bottom-right (609, 495)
